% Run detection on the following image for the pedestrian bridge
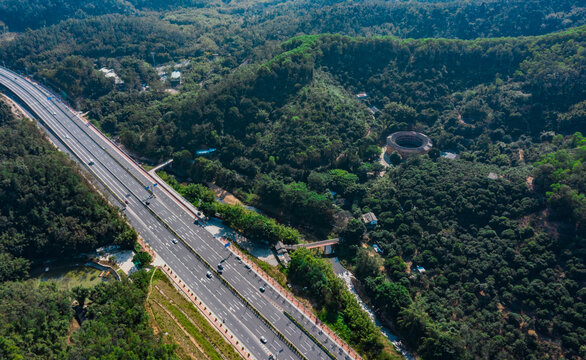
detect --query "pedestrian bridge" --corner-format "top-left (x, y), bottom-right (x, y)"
top-left (277, 238), bottom-right (340, 251)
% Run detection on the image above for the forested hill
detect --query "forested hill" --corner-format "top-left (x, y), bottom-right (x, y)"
top-left (0, 3), bottom-right (584, 358)
top-left (0, 99), bottom-right (136, 281)
top-left (71, 27), bottom-right (586, 359)
top-left (0, 0), bottom-right (207, 31)
top-left (263, 0), bottom-right (586, 40)
top-left (93, 26), bottom-right (586, 170)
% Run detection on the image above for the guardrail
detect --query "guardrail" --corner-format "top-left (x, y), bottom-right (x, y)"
top-left (1, 67), bottom-right (362, 360)
top-left (284, 312), bottom-right (336, 360)
top-left (159, 265), bottom-right (253, 360)
top-left (141, 203), bottom-right (308, 360)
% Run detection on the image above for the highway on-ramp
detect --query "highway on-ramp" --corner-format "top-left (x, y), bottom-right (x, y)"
top-left (0, 66), bottom-right (357, 360)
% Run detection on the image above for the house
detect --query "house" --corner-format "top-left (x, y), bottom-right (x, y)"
top-left (99, 68), bottom-right (124, 89)
top-left (355, 92), bottom-right (368, 99)
top-left (361, 212), bottom-right (378, 227)
top-left (416, 265), bottom-right (426, 273)
top-left (372, 244), bottom-right (382, 254)
top-left (170, 71), bottom-right (181, 86)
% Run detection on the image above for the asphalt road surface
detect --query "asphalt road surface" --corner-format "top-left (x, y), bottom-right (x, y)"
top-left (0, 67), bottom-right (356, 360)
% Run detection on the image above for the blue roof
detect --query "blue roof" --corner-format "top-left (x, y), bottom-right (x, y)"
top-left (372, 244), bottom-right (382, 253)
top-left (196, 148), bottom-right (217, 155)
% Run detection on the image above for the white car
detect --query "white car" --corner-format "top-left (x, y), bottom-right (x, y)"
top-left (206, 271), bottom-right (212, 279)
top-left (172, 239), bottom-right (178, 244)
top-left (260, 336), bottom-right (267, 344)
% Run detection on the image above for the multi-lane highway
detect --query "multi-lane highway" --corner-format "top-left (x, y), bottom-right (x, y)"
top-left (0, 66), bottom-right (357, 360)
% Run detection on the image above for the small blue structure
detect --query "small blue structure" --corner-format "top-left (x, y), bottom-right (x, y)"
top-left (416, 265), bottom-right (426, 274)
top-left (196, 148), bottom-right (217, 155)
top-left (372, 244), bottom-right (382, 254)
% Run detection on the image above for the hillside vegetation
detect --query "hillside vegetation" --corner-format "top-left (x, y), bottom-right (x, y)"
top-left (0, 1), bottom-right (584, 359)
top-left (0, 100), bottom-right (136, 281)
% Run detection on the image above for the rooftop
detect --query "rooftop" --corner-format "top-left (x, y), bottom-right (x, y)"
top-left (361, 212), bottom-right (378, 224)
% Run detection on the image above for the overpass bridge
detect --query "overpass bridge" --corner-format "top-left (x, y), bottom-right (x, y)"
top-left (279, 238), bottom-right (340, 251)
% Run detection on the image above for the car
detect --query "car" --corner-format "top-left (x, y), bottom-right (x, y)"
top-left (53, 112), bottom-right (57, 115)
top-left (244, 264), bottom-right (251, 270)
top-left (260, 336), bottom-right (267, 344)
top-left (65, 134), bottom-right (70, 139)
top-left (235, 256), bottom-right (241, 261)
top-left (218, 269), bottom-right (223, 275)
top-left (206, 271), bottom-right (212, 279)
top-left (268, 355), bottom-right (274, 360)
top-left (145, 201), bottom-right (150, 205)
top-left (172, 239), bottom-right (178, 244)
top-left (217, 264), bottom-right (223, 270)
top-left (259, 286), bottom-right (265, 293)
top-left (88, 158), bottom-right (94, 165)
top-left (124, 200), bottom-right (129, 205)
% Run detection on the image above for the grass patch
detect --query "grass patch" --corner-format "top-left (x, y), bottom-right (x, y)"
top-left (33, 265), bottom-right (113, 290)
top-left (148, 269), bottom-right (242, 360)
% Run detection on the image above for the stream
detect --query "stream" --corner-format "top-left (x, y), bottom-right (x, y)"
top-left (330, 258), bottom-right (416, 360)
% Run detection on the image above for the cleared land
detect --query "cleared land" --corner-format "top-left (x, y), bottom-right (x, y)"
top-left (33, 265), bottom-right (114, 290)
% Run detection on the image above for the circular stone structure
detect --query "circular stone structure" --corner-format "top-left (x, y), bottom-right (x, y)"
top-left (386, 131), bottom-right (433, 158)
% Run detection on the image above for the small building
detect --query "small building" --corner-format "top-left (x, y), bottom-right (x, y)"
top-left (361, 212), bottom-right (378, 227)
top-left (355, 92), bottom-right (368, 99)
top-left (440, 151), bottom-right (459, 160)
top-left (274, 241), bottom-right (291, 265)
top-left (99, 68), bottom-right (124, 89)
top-left (488, 172), bottom-right (499, 180)
top-left (372, 244), bottom-right (382, 254)
top-left (416, 265), bottom-right (426, 273)
top-left (170, 71), bottom-right (181, 86)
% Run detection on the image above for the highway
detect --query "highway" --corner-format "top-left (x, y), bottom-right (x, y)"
top-left (0, 66), bottom-right (357, 360)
